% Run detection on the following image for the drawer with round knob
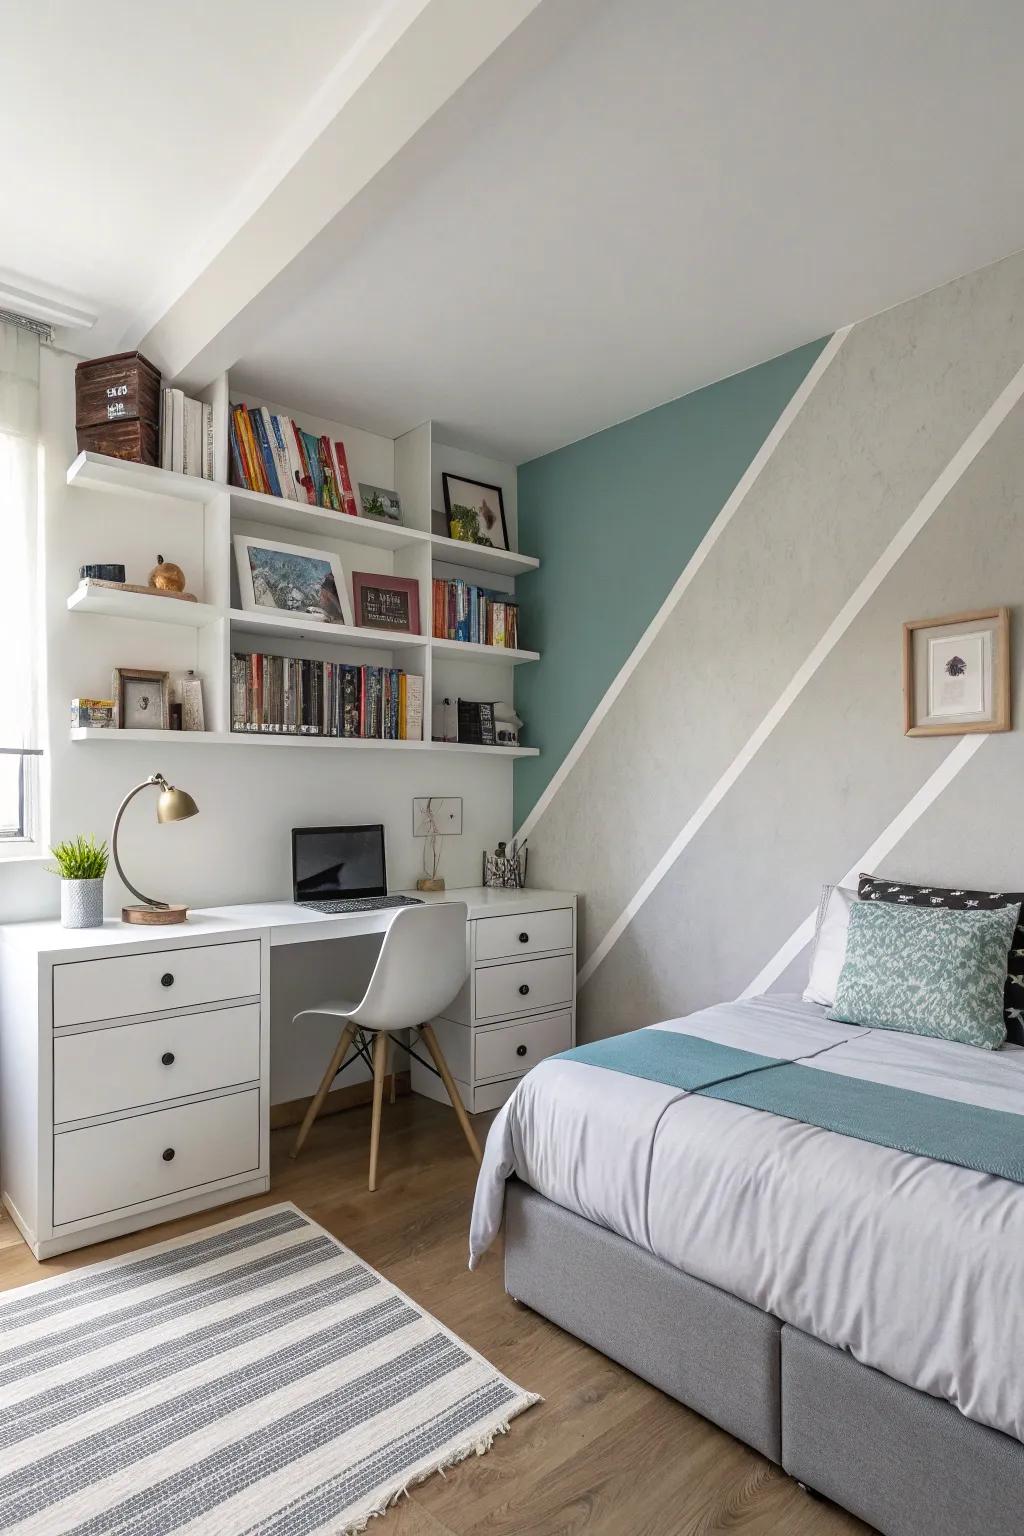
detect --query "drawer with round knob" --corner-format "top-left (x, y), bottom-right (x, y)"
top-left (52, 941), bottom-right (261, 1029)
top-left (52, 1004), bottom-right (261, 1124)
top-left (474, 954), bottom-right (574, 1019)
top-left (475, 1010), bottom-right (573, 1081)
top-left (475, 908), bottom-right (573, 963)
top-left (52, 1089), bottom-right (259, 1226)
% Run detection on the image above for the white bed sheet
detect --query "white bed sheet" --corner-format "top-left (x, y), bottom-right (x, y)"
top-left (470, 994), bottom-right (1024, 1443)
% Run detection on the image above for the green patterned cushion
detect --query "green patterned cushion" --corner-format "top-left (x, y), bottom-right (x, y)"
top-left (827, 901), bottom-right (1019, 1049)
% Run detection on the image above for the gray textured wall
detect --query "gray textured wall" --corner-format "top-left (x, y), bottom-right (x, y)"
top-left (524, 252), bottom-right (1024, 1040)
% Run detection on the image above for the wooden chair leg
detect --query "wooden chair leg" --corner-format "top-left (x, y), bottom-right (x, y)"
top-left (290, 1020), bottom-right (356, 1159)
top-left (368, 1031), bottom-right (389, 1192)
top-left (389, 1039), bottom-right (397, 1105)
top-left (419, 1022), bottom-right (482, 1165)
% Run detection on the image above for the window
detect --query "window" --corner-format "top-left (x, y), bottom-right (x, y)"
top-left (0, 319), bottom-right (42, 849)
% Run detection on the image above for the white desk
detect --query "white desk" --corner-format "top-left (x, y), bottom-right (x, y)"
top-left (0, 886), bottom-right (576, 1258)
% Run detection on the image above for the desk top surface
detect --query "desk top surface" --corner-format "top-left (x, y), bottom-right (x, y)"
top-left (0, 887), bottom-right (576, 956)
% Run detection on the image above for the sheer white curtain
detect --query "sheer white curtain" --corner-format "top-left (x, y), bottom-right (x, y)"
top-left (0, 319), bottom-right (42, 842)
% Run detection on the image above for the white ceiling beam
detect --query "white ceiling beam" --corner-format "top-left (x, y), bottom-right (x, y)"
top-left (137, 0), bottom-right (546, 386)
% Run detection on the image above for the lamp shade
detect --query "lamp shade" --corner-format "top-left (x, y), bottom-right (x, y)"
top-left (156, 783), bottom-right (199, 824)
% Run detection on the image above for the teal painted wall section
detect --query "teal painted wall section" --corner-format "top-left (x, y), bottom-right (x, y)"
top-left (513, 338), bottom-right (830, 827)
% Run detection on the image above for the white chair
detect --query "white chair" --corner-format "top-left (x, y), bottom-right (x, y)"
top-left (289, 901), bottom-right (481, 1189)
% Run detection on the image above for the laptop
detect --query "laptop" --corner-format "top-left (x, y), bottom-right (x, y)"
top-left (291, 824), bottom-right (422, 915)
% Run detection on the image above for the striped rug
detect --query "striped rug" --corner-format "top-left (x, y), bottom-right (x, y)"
top-left (0, 1202), bottom-right (538, 1535)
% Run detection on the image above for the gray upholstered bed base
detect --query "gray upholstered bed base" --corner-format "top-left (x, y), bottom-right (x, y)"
top-left (505, 1182), bottom-right (1024, 1536)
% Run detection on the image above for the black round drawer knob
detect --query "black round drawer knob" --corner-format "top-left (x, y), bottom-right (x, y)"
top-left (518, 983), bottom-right (530, 995)
top-left (161, 1051), bottom-right (175, 1067)
top-left (160, 973), bottom-right (174, 988)
top-left (518, 932), bottom-right (529, 944)
top-left (162, 1148), bottom-right (175, 1162)
top-left (516, 1044), bottom-right (528, 1057)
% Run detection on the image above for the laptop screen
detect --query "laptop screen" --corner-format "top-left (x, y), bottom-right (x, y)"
top-left (292, 824), bottom-right (387, 901)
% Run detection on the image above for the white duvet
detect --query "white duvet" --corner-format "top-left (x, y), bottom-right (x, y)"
top-left (470, 995), bottom-right (1024, 1444)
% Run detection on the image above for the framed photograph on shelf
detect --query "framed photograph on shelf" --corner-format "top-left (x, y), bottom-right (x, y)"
top-left (358, 483), bottom-right (402, 524)
top-left (352, 572), bottom-right (421, 634)
top-left (442, 473), bottom-right (509, 550)
top-left (112, 668), bottom-right (170, 730)
top-left (233, 534), bottom-right (353, 625)
top-left (903, 607), bottom-right (1010, 736)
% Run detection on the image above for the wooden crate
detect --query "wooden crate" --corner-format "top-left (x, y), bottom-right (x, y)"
top-left (76, 418), bottom-right (159, 466)
top-left (75, 351), bottom-right (160, 431)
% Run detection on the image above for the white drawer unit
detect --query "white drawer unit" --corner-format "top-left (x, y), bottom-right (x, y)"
top-left (53, 1004), bottom-right (262, 1124)
top-left (411, 894), bottom-right (576, 1114)
top-left (475, 1010), bottom-right (573, 1081)
top-left (53, 1089), bottom-right (260, 1226)
top-left (0, 921), bottom-right (270, 1260)
top-left (53, 940), bottom-right (261, 1028)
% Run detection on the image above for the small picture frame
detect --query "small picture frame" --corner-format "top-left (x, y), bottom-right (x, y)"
top-left (233, 534), bottom-right (353, 625)
top-left (113, 668), bottom-right (170, 730)
top-left (358, 483), bottom-right (403, 524)
top-left (442, 473), bottom-right (509, 551)
top-left (352, 572), bottom-right (421, 634)
top-left (902, 607), bottom-right (1010, 736)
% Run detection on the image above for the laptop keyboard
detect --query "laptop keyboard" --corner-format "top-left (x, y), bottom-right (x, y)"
top-left (299, 894), bottom-right (424, 915)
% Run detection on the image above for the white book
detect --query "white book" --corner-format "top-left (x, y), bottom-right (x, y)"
top-left (268, 412), bottom-right (298, 501)
top-left (405, 674), bottom-right (424, 741)
top-left (160, 389), bottom-right (172, 471)
top-left (170, 389), bottom-right (185, 474)
top-left (283, 418), bottom-right (308, 503)
top-left (257, 407), bottom-right (289, 500)
top-left (183, 397), bottom-right (203, 477)
top-left (202, 401), bottom-right (215, 480)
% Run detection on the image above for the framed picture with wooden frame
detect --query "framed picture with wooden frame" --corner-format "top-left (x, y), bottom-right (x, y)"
top-left (112, 667), bottom-right (170, 730)
top-left (902, 607), bottom-right (1010, 736)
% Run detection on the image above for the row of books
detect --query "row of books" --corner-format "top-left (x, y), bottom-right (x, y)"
top-left (229, 402), bottom-right (357, 513)
top-left (231, 653), bottom-right (423, 740)
top-left (160, 389), bottom-right (216, 478)
top-left (432, 579), bottom-right (520, 648)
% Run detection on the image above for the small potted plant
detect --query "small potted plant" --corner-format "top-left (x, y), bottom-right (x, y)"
top-left (50, 835), bottom-right (108, 929)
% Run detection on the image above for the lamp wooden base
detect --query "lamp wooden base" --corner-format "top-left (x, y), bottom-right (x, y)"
top-left (122, 904), bottom-right (188, 925)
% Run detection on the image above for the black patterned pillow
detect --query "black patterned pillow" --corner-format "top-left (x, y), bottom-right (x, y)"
top-left (859, 874), bottom-right (1024, 1046)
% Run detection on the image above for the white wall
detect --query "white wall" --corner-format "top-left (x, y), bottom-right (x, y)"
top-left (0, 348), bottom-right (515, 1101)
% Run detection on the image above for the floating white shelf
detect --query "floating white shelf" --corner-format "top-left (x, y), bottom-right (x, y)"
top-left (430, 534), bottom-right (539, 576)
top-left (431, 637), bottom-right (539, 667)
top-left (228, 608), bottom-right (428, 652)
top-left (69, 727), bottom-right (538, 758)
top-left (67, 582), bottom-right (223, 627)
top-left (67, 452), bottom-right (223, 505)
top-left (229, 485), bottom-right (430, 552)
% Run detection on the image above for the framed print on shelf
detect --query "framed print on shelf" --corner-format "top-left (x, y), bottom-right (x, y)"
top-left (903, 607), bottom-right (1010, 736)
top-left (233, 534), bottom-right (353, 625)
top-left (442, 473), bottom-right (509, 550)
top-left (352, 572), bottom-right (421, 635)
top-left (113, 668), bottom-right (170, 730)
top-left (358, 483), bottom-right (402, 524)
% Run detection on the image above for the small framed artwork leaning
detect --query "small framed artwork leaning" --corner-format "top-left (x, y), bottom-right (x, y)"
top-left (358, 484), bottom-right (402, 524)
top-left (233, 534), bottom-right (353, 625)
top-left (441, 473), bottom-right (509, 550)
top-left (902, 607), bottom-right (1010, 736)
top-left (112, 668), bottom-right (170, 730)
top-left (352, 572), bottom-right (421, 634)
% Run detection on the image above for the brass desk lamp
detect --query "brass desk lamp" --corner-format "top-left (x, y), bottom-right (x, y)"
top-left (111, 772), bottom-right (199, 924)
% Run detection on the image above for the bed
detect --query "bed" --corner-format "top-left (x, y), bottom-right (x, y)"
top-left (470, 995), bottom-right (1024, 1536)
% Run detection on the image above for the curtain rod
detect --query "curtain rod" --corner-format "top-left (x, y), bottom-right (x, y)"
top-left (0, 309), bottom-right (53, 343)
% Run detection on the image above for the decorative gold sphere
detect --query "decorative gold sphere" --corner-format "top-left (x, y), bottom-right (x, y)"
top-left (149, 555), bottom-right (186, 593)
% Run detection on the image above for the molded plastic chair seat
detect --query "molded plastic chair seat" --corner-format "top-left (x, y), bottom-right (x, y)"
top-left (289, 901), bottom-right (481, 1189)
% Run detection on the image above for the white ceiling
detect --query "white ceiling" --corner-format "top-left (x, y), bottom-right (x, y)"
top-left (7, 0), bottom-right (1024, 462)
top-left (230, 0), bottom-right (1024, 461)
top-left (0, 0), bottom-right (399, 352)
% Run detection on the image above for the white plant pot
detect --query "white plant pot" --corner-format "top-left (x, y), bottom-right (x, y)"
top-left (61, 877), bottom-right (104, 929)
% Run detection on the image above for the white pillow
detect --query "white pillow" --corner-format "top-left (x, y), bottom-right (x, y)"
top-left (803, 884), bottom-right (858, 1006)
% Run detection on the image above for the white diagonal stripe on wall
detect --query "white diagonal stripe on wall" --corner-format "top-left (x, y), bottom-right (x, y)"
top-left (739, 734), bottom-right (990, 998)
top-left (578, 356), bottom-right (1024, 991)
top-left (515, 325), bottom-right (852, 843)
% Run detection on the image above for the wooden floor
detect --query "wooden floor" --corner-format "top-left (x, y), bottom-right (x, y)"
top-left (0, 1094), bottom-right (871, 1536)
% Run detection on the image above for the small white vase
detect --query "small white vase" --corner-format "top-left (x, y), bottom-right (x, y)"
top-left (61, 878), bottom-right (104, 929)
